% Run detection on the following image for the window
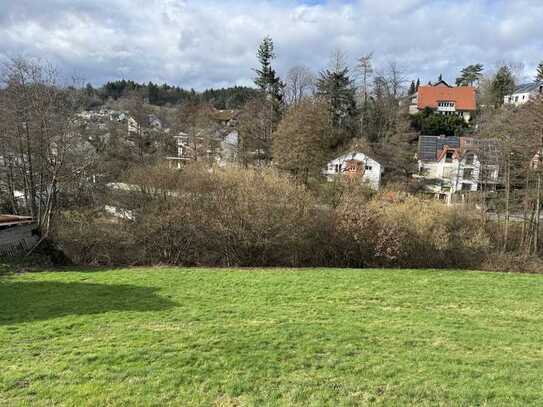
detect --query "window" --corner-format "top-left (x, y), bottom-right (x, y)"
top-left (365, 165), bottom-right (372, 171)
top-left (463, 168), bottom-right (473, 179)
top-left (515, 96), bottom-right (519, 102)
top-left (334, 164), bottom-right (340, 173)
top-left (465, 153), bottom-right (475, 165)
top-left (445, 151), bottom-right (454, 163)
top-left (462, 183), bottom-right (472, 191)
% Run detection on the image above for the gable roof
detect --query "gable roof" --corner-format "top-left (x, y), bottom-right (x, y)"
top-left (419, 136), bottom-right (461, 161)
top-left (331, 151), bottom-right (381, 166)
top-left (418, 135), bottom-right (499, 163)
top-left (432, 79), bottom-right (452, 88)
top-left (417, 85), bottom-right (476, 111)
top-left (513, 82), bottom-right (543, 94)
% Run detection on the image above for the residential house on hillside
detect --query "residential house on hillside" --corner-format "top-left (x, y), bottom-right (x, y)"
top-left (415, 135), bottom-right (500, 202)
top-left (409, 80), bottom-right (476, 123)
top-left (323, 152), bottom-right (383, 190)
top-left (504, 82), bottom-right (543, 107)
top-left (166, 132), bottom-right (191, 169)
top-left (165, 108), bottom-right (240, 168)
top-left (212, 109), bottom-right (240, 127)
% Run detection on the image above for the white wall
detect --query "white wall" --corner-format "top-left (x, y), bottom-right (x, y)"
top-left (418, 152), bottom-right (499, 195)
top-left (323, 152), bottom-right (382, 190)
top-left (504, 92), bottom-right (533, 107)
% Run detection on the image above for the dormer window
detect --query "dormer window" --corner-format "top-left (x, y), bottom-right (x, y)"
top-left (445, 151), bottom-right (454, 163)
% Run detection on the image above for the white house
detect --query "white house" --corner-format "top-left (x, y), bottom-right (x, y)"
top-left (416, 136), bottom-right (500, 202)
top-left (504, 82), bottom-right (543, 107)
top-left (323, 152), bottom-right (383, 190)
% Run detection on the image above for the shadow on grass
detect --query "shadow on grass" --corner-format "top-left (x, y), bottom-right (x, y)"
top-left (0, 281), bottom-right (177, 325)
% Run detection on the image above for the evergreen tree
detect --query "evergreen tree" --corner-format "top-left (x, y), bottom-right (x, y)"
top-left (456, 64), bottom-right (484, 86)
top-left (316, 67), bottom-right (359, 147)
top-left (85, 83), bottom-right (94, 96)
top-left (408, 80), bottom-right (416, 96)
top-left (415, 78), bottom-right (420, 91)
top-left (491, 65), bottom-right (516, 107)
top-left (254, 36), bottom-right (285, 117)
top-left (536, 61), bottom-right (543, 82)
top-left (147, 82), bottom-right (159, 105)
top-left (438, 74), bottom-right (443, 82)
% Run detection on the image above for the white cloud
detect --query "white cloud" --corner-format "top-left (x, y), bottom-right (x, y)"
top-left (1, 0), bottom-right (543, 89)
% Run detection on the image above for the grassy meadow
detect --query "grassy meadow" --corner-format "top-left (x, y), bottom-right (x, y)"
top-left (1, 267), bottom-right (543, 405)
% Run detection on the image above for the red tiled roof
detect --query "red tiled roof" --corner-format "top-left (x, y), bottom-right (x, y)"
top-left (436, 147), bottom-right (461, 162)
top-left (417, 85), bottom-right (476, 111)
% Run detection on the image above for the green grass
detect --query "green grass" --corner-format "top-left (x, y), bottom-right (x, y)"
top-left (1, 267), bottom-right (543, 406)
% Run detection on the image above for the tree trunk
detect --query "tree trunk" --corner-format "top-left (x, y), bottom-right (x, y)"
top-left (503, 154), bottom-right (511, 253)
top-left (534, 172), bottom-right (541, 255)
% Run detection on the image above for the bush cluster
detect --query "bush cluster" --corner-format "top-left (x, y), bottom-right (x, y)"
top-left (55, 165), bottom-right (495, 269)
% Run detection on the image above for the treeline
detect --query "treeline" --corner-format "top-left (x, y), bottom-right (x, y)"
top-left (86, 80), bottom-right (260, 109)
top-left (3, 43), bottom-right (543, 272)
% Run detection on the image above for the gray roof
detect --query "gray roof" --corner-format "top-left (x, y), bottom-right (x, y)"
top-left (514, 82), bottom-right (543, 94)
top-left (419, 136), bottom-right (460, 161)
top-left (418, 135), bottom-right (499, 163)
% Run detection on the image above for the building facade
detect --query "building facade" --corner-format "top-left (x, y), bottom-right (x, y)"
top-left (323, 152), bottom-right (383, 190)
top-left (409, 80), bottom-right (476, 123)
top-left (416, 136), bottom-right (500, 201)
top-left (504, 82), bottom-right (543, 107)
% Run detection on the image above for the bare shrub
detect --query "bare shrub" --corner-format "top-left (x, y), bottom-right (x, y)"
top-left (56, 165), bottom-right (327, 267)
top-left (335, 193), bottom-right (491, 268)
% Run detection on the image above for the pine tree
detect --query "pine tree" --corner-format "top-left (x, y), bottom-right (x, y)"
top-left (491, 65), bottom-right (516, 107)
top-left (316, 67), bottom-right (359, 147)
top-left (536, 61), bottom-right (543, 82)
top-left (254, 36), bottom-right (285, 124)
top-left (408, 80), bottom-right (416, 96)
top-left (456, 64), bottom-right (484, 86)
top-left (415, 78), bottom-right (420, 91)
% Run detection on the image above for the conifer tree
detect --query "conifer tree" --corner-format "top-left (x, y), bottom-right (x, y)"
top-left (491, 65), bottom-right (516, 107)
top-left (316, 67), bottom-right (359, 147)
top-left (408, 80), bottom-right (416, 96)
top-left (254, 36), bottom-right (285, 118)
top-left (456, 64), bottom-right (484, 86)
top-left (536, 61), bottom-right (543, 82)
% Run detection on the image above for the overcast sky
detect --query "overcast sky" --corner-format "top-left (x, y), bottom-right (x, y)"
top-left (1, 0), bottom-right (542, 90)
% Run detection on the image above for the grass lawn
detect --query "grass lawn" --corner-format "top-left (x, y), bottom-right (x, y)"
top-left (1, 267), bottom-right (543, 406)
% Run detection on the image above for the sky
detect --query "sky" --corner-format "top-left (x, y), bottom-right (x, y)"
top-left (1, 0), bottom-right (543, 90)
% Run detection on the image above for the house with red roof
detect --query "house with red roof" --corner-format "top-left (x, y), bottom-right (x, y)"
top-left (409, 80), bottom-right (476, 123)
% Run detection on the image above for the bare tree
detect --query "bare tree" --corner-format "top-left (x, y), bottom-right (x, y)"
top-left (355, 52), bottom-right (374, 104)
top-left (328, 48), bottom-right (348, 73)
top-left (386, 62), bottom-right (408, 99)
top-left (175, 102), bottom-right (220, 163)
top-left (0, 57), bottom-right (94, 244)
top-left (285, 65), bottom-right (315, 106)
top-left (238, 96), bottom-right (274, 167)
top-left (355, 52), bottom-right (374, 134)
